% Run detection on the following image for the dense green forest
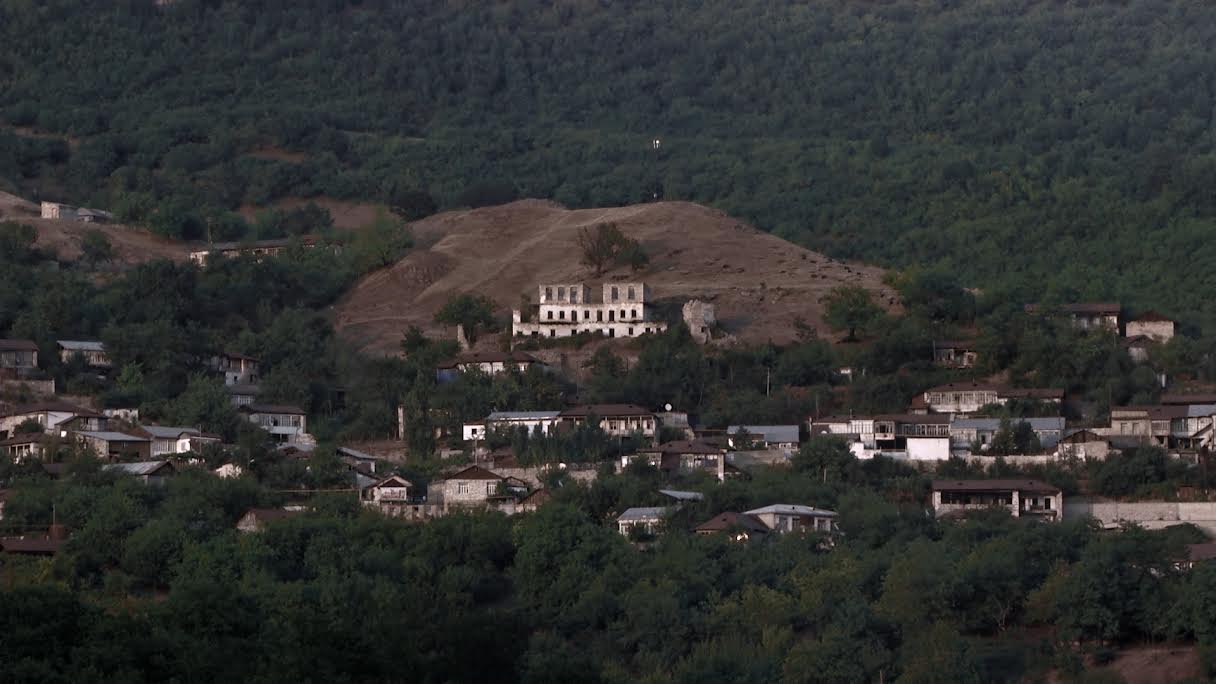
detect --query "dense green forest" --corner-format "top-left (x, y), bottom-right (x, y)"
top-left (3, 1), bottom-right (1216, 325)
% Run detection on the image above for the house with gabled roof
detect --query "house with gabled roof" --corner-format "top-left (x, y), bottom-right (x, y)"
top-left (102, 460), bottom-right (176, 484)
top-left (0, 339), bottom-right (38, 372)
top-left (57, 340), bottom-right (109, 368)
top-left (437, 350), bottom-right (545, 382)
top-left (462, 410), bottom-right (562, 442)
top-left (933, 339), bottom-right (978, 368)
top-left (137, 425), bottom-right (221, 456)
top-left (1025, 302), bottom-right (1120, 331)
top-left (616, 506), bottom-right (670, 538)
top-left (744, 504), bottom-right (839, 534)
top-left (240, 403), bottom-right (309, 444)
top-left (0, 401), bottom-right (106, 438)
top-left (75, 430), bottom-right (152, 461)
top-left (560, 404), bottom-right (657, 437)
top-left (1, 433), bottom-right (46, 463)
top-left (432, 465), bottom-right (505, 510)
top-left (694, 512), bottom-right (769, 541)
top-left (932, 479), bottom-right (1062, 521)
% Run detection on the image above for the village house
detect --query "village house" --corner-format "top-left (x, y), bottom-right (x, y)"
top-left (0, 401), bottom-right (106, 439)
top-left (236, 507), bottom-right (303, 533)
top-left (431, 465), bottom-right (507, 511)
top-left (1025, 302), bottom-right (1121, 331)
top-left (462, 410), bottom-right (562, 442)
top-left (1056, 429), bottom-right (1111, 460)
top-left (727, 425), bottom-right (800, 451)
top-left (1, 433), bottom-right (45, 463)
top-left (56, 340), bottom-right (110, 368)
top-left (559, 404), bottom-right (658, 438)
top-left (362, 475), bottom-right (416, 516)
top-left (616, 506), bottom-right (670, 537)
top-left (920, 382), bottom-right (1063, 415)
top-left (240, 404), bottom-right (309, 444)
top-left (933, 339), bottom-right (978, 368)
top-left (631, 440), bottom-right (729, 480)
top-left (0, 524), bottom-right (69, 556)
top-left (0, 339), bottom-right (38, 373)
top-left (694, 512), bottom-right (769, 541)
top-left (437, 351), bottom-right (545, 382)
top-left (516, 488), bottom-right (552, 513)
top-left (1126, 311), bottom-right (1175, 343)
top-left (931, 479), bottom-right (1063, 521)
top-left (137, 425), bottom-right (221, 456)
top-left (76, 431), bottom-right (153, 460)
top-left (337, 446), bottom-right (380, 473)
top-left (744, 504), bottom-right (839, 534)
top-left (210, 351), bottom-right (259, 386)
top-left (949, 417), bottom-right (1066, 452)
top-left (188, 235), bottom-right (340, 266)
top-left (102, 460), bottom-right (177, 485)
top-left (809, 413), bottom-right (952, 460)
top-left (512, 282), bottom-right (670, 340)
top-left (41, 201), bottom-right (112, 223)
top-left (1100, 405), bottom-right (1191, 447)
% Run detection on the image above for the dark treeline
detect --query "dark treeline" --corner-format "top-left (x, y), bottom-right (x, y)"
top-left (3, 1), bottom-right (1216, 325)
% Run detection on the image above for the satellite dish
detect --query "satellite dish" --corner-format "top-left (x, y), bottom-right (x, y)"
top-left (664, 403), bottom-right (673, 412)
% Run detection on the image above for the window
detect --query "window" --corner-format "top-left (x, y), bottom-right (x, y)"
top-left (559, 311), bottom-right (565, 320)
top-left (597, 310), bottom-right (603, 322)
top-left (571, 290), bottom-right (579, 303)
top-left (608, 310), bottom-right (615, 322)
top-left (583, 310), bottom-right (590, 320)
top-left (627, 286), bottom-right (635, 300)
top-left (1043, 498), bottom-right (1052, 510)
top-left (486, 483), bottom-right (496, 495)
top-left (628, 328), bottom-right (634, 336)
top-left (544, 287), bottom-right (552, 301)
top-left (457, 483), bottom-right (469, 494)
top-left (611, 286), bottom-right (618, 300)
top-left (549, 329), bottom-right (556, 337)
top-left (557, 286), bottom-right (565, 300)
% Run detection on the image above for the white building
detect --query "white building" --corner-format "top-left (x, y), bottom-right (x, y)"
top-left (138, 425), bottom-right (221, 456)
top-left (616, 506), bottom-right (670, 537)
top-left (559, 404), bottom-right (658, 438)
top-left (743, 504), bottom-right (838, 534)
top-left (463, 410), bottom-right (562, 442)
top-left (240, 404), bottom-right (309, 444)
top-left (211, 352), bottom-right (259, 386)
top-left (1126, 311), bottom-right (1175, 343)
top-left (932, 479), bottom-right (1063, 521)
top-left (512, 282), bottom-right (669, 340)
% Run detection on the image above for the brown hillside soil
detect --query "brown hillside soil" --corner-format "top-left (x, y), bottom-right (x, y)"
top-left (334, 199), bottom-right (897, 354)
top-left (1043, 645), bottom-right (1202, 684)
top-left (239, 196), bottom-right (388, 230)
top-left (0, 191), bottom-right (190, 264)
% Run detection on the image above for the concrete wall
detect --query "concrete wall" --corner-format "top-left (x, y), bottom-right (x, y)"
top-left (907, 437), bottom-right (951, 461)
top-left (1065, 500), bottom-right (1216, 535)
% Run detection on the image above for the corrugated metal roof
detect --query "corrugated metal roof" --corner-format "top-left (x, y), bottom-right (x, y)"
top-left (486, 411), bottom-right (562, 421)
top-left (57, 340), bottom-right (105, 352)
top-left (77, 431), bottom-right (150, 442)
top-left (744, 504), bottom-right (837, 517)
top-left (617, 506), bottom-right (669, 521)
top-left (140, 425), bottom-right (200, 439)
top-left (658, 489), bottom-right (704, 501)
top-left (103, 461), bottom-right (172, 476)
top-left (950, 418), bottom-right (1065, 430)
top-left (727, 425), bottom-right (800, 444)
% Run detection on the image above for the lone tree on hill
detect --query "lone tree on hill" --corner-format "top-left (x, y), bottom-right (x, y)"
top-left (822, 285), bottom-right (884, 342)
top-left (577, 222), bottom-right (648, 276)
top-left (81, 229), bottom-right (114, 267)
top-left (434, 294), bottom-right (497, 345)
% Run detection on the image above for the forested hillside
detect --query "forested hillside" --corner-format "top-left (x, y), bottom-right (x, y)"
top-left (2, 0), bottom-right (1215, 324)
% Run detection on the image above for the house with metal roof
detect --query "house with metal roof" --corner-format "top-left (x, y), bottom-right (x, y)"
top-left (726, 425), bottom-right (800, 450)
top-left (0, 339), bottom-right (38, 372)
top-left (744, 504), bottom-right (839, 534)
top-left (616, 506), bottom-right (670, 537)
top-left (931, 479), bottom-right (1062, 521)
top-left (56, 340), bottom-right (109, 368)
top-left (462, 410), bottom-right (562, 442)
top-left (949, 417), bottom-right (1066, 452)
top-left (102, 460), bottom-right (176, 484)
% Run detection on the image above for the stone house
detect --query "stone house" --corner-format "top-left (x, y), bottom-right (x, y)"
top-left (226, 383), bottom-right (259, 408)
top-left (437, 351), bottom-right (545, 383)
top-left (743, 504), bottom-right (839, 534)
top-left (75, 431), bottom-right (153, 461)
top-left (57, 340), bottom-right (109, 368)
top-left (0, 339), bottom-right (38, 372)
top-left (1, 433), bottom-right (45, 463)
top-left (1056, 429), bottom-right (1110, 461)
top-left (921, 382), bottom-right (1063, 415)
top-left (932, 479), bottom-right (1062, 521)
top-left (1126, 311), bottom-right (1175, 343)
top-left (432, 465), bottom-right (506, 511)
top-left (631, 440), bottom-right (728, 480)
top-left (559, 404), bottom-right (658, 438)
top-left (41, 201), bottom-right (78, 221)
top-left (512, 282), bottom-right (669, 340)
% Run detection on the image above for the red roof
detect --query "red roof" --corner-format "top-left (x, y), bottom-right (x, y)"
top-left (0, 536), bottom-right (65, 555)
top-left (446, 465), bottom-right (503, 481)
top-left (0, 339), bottom-right (38, 352)
top-left (694, 512), bottom-right (769, 534)
top-left (932, 479), bottom-right (1060, 494)
top-left (560, 404), bottom-right (655, 418)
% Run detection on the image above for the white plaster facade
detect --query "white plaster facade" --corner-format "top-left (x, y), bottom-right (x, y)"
top-left (513, 282), bottom-right (668, 340)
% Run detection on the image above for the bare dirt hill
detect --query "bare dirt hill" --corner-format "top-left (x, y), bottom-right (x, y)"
top-left (335, 199), bottom-right (896, 353)
top-left (0, 191), bottom-right (190, 264)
